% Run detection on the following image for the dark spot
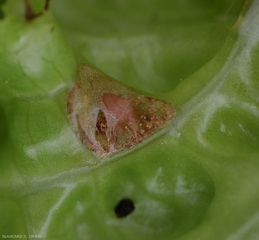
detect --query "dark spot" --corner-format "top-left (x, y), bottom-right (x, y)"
top-left (0, 0), bottom-right (6, 20)
top-left (24, 0), bottom-right (50, 21)
top-left (115, 199), bottom-right (135, 218)
top-left (45, 0), bottom-right (50, 11)
top-left (96, 110), bottom-right (107, 133)
top-left (0, 11), bottom-right (3, 20)
top-left (95, 109), bottom-right (109, 152)
top-left (50, 26), bottom-right (55, 32)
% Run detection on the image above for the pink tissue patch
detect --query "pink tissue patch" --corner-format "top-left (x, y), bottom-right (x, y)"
top-left (67, 63), bottom-right (175, 157)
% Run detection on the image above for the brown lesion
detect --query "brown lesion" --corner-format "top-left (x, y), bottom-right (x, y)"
top-left (24, 0), bottom-right (50, 21)
top-left (92, 93), bottom-right (174, 155)
top-left (95, 109), bottom-right (109, 152)
top-left (66, 63), bottom-right (175, 157)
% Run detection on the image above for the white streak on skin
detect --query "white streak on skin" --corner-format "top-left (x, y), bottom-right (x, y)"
top-left (220, 123), bottom-right (226, 133)
top-left (172, 0), bottom-right (259, 135)
top-left (196, 94), bottom-right (229, 147)
top-left (175, 175), bottom-right (205, 205)
top-left (227, 211), bottom-right (259, 240)
top-left (19, 166), bottom-right (94, 197)
top-left (48, 82), bottom-right (69, 97)
top-left (236, 0), bottom-right (259, 85)
top-left (147, 167), bottom-right (166, 195)
top-left (227, 131), bottom-right (233, 137)
top-left (75, 201), bottom-right (84, 214)
top-left (25, 127), bottom-right (82, 159)
top-left (39, 184), bottom-right (75, 237)
top-left (238, 123), bottom-right (253, 138)
top-left (171, 43), bottom-right (238, 133)
top-left (231, 99), bottom-right (259, 118)
top-left (26, 148), bottom-right (37, 159)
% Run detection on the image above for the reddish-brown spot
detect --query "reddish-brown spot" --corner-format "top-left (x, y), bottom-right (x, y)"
top-left (24, 0), bottom-right (50, 21)
top-left (102, 94), bottom-right (134, 121)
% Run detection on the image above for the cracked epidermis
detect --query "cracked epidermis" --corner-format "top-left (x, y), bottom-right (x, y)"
top-left (67, 63), bottom-right (175, 157)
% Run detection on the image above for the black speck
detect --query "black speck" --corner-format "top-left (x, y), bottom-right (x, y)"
top-left (115, 199), bottom-right (135, 218)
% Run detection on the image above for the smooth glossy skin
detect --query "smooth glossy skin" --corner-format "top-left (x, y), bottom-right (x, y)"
top-left (0, 0), bottom-right (259, 239)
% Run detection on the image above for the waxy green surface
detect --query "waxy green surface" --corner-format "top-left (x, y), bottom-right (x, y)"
top-left (0, 0), bottom-right (259, 239)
